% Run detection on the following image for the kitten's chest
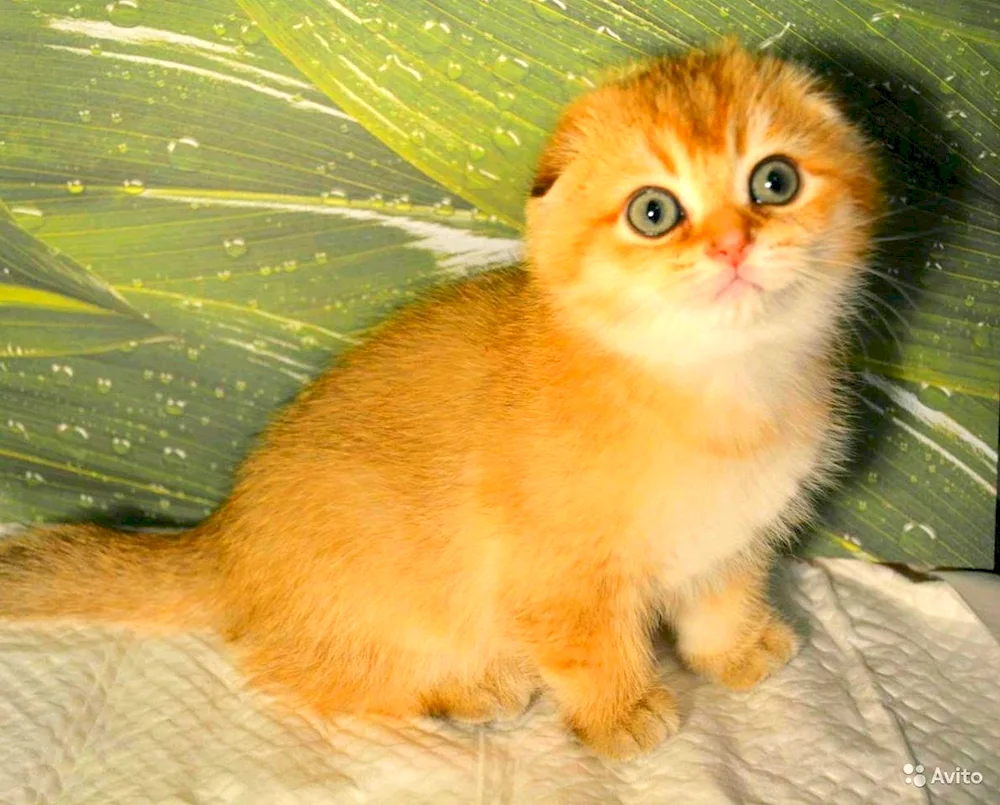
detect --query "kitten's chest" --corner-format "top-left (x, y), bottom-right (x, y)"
top-left (635, 432), bottom-right (824, 586)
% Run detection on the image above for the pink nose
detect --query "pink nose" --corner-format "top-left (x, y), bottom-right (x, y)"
top-left (707, 230), bottom-right (751, 268)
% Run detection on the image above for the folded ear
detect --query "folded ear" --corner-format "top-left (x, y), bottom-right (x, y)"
top-left (528, 98), bottom-right (596, 199)
top-left (529, 152), bottom-right (563, 198)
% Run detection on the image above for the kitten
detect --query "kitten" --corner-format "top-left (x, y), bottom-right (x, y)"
top-left (0, 42), bottom-right (880, 760)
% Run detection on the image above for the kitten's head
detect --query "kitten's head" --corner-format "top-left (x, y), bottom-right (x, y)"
top-left (526, 42), bottom-right (882, 369)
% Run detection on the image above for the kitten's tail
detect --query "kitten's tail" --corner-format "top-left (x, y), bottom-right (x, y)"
top-left (0, 523), bottom-right (220, 631)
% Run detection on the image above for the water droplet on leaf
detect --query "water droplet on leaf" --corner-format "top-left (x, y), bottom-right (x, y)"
top-left (163, 446), bottom-right (187, 464)
top-left (57, 422), bottom-right (90, 441)
top-left (164, 398), bottom-right (187, 416)
top-left (533, 0), bottom-right (568, 23)
top-left (223, 237), bottom-right (247, 258)
top-left (495, 90), bottom-right (516, 109)
top-left (903, 521), bottom-right (937, 540)
top-left (51, 363), bottom-right (74, 385)
top-left (239, 20), bottom-right (263, 45)
top-left (416, 19), bottom-right (452, 53)
top-left (492, 127), bottom-right (521, 152)
top-left (167, 136), bottom-right (203, 171)
top-left (494, 54), bottom-right (530, 83)
top-left (11, 206), bottom-right (44, 231)
top-left (322, 188), bottom-right (348, 206)
top-left (106, 0), bottom-right (141, 28)
top-left (869, 10), bottom-right (900, 36)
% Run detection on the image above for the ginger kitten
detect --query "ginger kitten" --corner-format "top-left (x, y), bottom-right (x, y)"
top-left (0, 43), bottom-right (880, 760)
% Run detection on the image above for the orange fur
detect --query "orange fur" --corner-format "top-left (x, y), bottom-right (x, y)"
top-left (0, 42), bottom-right (880, 760)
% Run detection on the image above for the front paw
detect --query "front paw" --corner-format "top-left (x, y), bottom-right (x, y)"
top-left (685, 617), bottom-right (798, 691)
top-left (571, 684), bottom-right (681, 761)
top-left (423, 664), bottom-right (539, 724)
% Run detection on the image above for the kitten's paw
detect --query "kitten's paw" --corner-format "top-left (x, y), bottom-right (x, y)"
top-left (572, 684), bottom-right (680, 761)
top-left (686, 617), bottom-right (799, 691)
top-left (435, 686), bottom-right (534, 725)
top-left (424, 666), bottom-right (538, 724)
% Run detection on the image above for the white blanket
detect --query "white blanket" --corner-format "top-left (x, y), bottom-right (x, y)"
top-left (2, 558), bottom-right (998, 804)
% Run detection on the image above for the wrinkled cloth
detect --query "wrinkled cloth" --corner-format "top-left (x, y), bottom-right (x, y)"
top-left (2, 558), bottom-right (998, 804)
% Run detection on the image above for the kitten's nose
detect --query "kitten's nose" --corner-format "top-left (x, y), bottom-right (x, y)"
top-left (707, 229), bottom-right (751, 268)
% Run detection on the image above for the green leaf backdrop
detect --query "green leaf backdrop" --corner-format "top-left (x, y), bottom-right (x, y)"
top-left (0, 0), bottom-right (996, 567)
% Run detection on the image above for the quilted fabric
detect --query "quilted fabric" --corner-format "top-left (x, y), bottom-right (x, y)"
top-left (1, 558), bottom-right (998, 804)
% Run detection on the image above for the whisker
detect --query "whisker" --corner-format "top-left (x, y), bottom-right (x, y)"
top-left (668, 273), bottom-right (714, 294)
top-left (803, 257), bottom-right (858, 274)
top-left (866, 254), bottom-right (924, 275)
top-left (792, 262), bottom-right (855, 285)
top-left (860, 266), bottom-right (920, 307)
top-left (872, 228), bottom-right (946, 243)
top-left (870, 197), bottom-right (947, 223)
top-left (845, 319), bottom-right (872, 363)
top-left (856, 286), bottom-right (913, 330)
top-left (858, 314), bottom-right (902, 352)
top-left (806, 257), bottom-right (921, 306)
top-left (853, 298), bottom-right (907, 350)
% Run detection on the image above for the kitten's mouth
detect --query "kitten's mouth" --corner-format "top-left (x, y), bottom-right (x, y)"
top-left (713, 274), bottom-right (764, 302)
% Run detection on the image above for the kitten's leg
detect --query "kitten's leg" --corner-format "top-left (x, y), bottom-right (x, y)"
top-left (421, 657), bottom-right (540, 724)
top-left (237, 636), bottom-right (427, 718)
top-left (522, 589), bottom-right (679, 760)
top-left (672, 563), bottom-right (798, 690)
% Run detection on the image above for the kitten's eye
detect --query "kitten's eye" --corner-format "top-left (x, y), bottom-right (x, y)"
top-left (625, 187), bottom-right (683, 238)
top-left (749, 156), bottom-right (800, 205)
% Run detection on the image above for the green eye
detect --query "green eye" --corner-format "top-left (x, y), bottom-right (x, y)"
top-left (749, 156), bottom-right (800, 205)
top-left (626, 187), bottom-right (683, 238)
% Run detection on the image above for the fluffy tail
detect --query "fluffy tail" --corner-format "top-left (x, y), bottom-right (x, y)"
top-left (0, 523), bottom-right (220, 631)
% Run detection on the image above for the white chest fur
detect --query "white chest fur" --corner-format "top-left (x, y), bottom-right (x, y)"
top-left (639, 431), bottom-right (824, 590)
